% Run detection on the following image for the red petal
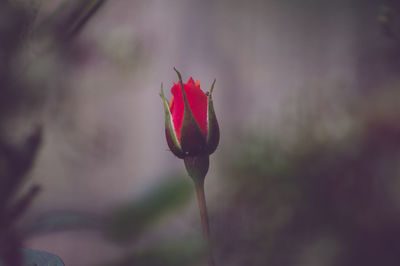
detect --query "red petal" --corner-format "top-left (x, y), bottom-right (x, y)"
top-left (170, 77), bottom-right (208, 141)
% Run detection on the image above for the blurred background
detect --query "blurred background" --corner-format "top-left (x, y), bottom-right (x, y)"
top-left (1, 0), bottom-right (400, 265)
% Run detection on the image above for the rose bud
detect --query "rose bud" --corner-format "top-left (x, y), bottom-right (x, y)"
top-left (161, 68), bottom-right (219, 181)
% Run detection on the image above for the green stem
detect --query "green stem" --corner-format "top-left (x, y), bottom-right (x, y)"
top-left (194, 179), bottom-right (215, 266)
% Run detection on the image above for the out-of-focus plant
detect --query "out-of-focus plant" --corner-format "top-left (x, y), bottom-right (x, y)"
top-left (0, 1), bottom-right (45, 264)
top-left (0, 0), bottom-right (107, 265)
top-left (21, 175), bottom-right (200, 266)
top-left (105, 176), bottom-right (194, 243)
top-left (214, 85), bottom-right (400, 266)
top-left (22, 175), bottom-right (194, 242)
top-left (101, 239), bottom-right (203, 266)
top-left (101, 175), bottom-right (204, 266)
top-left (0, 127), bottom-right (42, 266)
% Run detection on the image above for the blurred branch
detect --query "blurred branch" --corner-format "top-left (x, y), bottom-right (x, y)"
top-left (64, 0), bottom-right (108, 40)
top-left (36, 0), bottom-right (108, 42)
top-left (0, 127), bottom-right (42, 266)
top-left (0, 126), bottom-right (42, 209)
top-left (6, 185), bottom-right (41, 227)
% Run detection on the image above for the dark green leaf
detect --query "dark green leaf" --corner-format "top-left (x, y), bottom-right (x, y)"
top-left (22, 249), bottom-right (64, 266)
top-left (0, 249), bottom-right (64, 266)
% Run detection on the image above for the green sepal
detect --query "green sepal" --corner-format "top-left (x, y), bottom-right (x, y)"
top-left (161, 84), bottom-right (184, 159)
top-left (206, 79), bottom-right (220, 154)
top-left (174, 68), bottom-right (207, 156)
top-left (184, 155), bottom-right (209, 182)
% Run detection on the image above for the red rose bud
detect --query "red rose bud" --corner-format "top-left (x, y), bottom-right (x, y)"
top-left (161, 68), bottom-right (219, 180)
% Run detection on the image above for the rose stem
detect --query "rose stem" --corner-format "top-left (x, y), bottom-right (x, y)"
top-left (194, 179), bottom-right (215, 266)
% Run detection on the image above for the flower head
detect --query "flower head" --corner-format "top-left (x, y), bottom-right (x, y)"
top-left (161, 68), bottom-right (219, 180)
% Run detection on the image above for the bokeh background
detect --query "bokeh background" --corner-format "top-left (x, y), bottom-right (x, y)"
top-left (1, 0), bottom-right (400, 265)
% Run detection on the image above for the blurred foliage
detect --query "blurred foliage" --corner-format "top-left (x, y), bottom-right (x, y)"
top-left (0, 249), bottom-right (65, 266)
top-left (20, 249), bottom-right (64, 266)
top-left (105, 176), bottom-right (193, 243)
top-left (21, 175), bottom-right (193, 241)
top-left (0, 0), bottom-right (107, 265)
top-left (34, 0), bottom-right (107, 42)
top-left (215, 86), bottom-right (400, 266)
top-left (101, 240), bottom-right (204, 266)
top-left (0, 127), bottom-right (42, 266)
top-left (19, 175), bottom-right (197, 265)
top-left (0, 0), bottom-right (35, 120)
